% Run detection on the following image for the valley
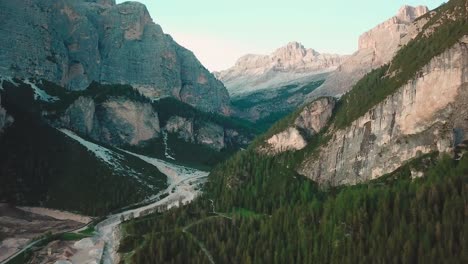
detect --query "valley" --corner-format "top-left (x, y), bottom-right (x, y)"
top-left (0, 0), bottom-right (467, 263)
top-left (1, 137), bottom-right (209, 264)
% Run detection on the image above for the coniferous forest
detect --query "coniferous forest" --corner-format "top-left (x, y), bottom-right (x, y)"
top-left (119, 152), bottom-right (468, 263)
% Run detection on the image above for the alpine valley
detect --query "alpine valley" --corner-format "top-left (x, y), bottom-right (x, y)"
top-left (0, 0), bottom-right (467, 264)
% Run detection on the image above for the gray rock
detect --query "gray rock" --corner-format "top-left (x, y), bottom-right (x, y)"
top-left (195, 122), bottom-right (225, 151)
top-left (164, 116), bottom-right (195, 142)
top-left (262, 97), bottom-right (336, 154)
top-left (0, 0), bottom-right (229, 113)
top-left (307, 5), bottom-right (429, 100)
top-left (299, 39), bottom-right (468, 185)
top-left (294, 97), bottom-right (335, 137)
top-left (217, 42), bottom-right (348, 97)
top-left (61, 96), bottom-right (160, 146)
top-left (61, 96), bottom-right (96, 135)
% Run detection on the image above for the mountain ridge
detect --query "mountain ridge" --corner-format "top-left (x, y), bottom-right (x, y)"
top-left (215, 41), bottom-right (348, 97)
top-left (307, 4), bottom-right (430, 99)
top-left (0, 0), bottom-right (230, 113)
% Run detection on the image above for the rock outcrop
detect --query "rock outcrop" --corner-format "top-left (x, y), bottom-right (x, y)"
top-left (164, 117), bottom-right (250, 151)
top-left (294, 97), bottom-right (335, 137)
top-left (216, 42), bottom-right (348, 97)
top-left (263, 97), bottom-right (335, 153)
top-left (164, 116), bottom-right (195, 142)
top-left (195, 122), bottom-right (225, 151)
top-left (61, 96), bottom-right (160, 146)
top-left (266, 127), bottom-right (308, 153)
top-left (0, 0), bottom-right (229, 113)
top-left (308, 5), bottom-right (429, 99)
top-left (0, 95), bottom-right (13, 133)
top-left (60, 96), bottom-right (251, 151)
top-left (299, 37), bottom-right (468, 185)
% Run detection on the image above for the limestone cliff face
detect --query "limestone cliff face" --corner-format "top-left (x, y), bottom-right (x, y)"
top-left (61, 97), bottom-right (249, 150)
top-left (308, 5), bottom-right (429, 99)
top-left (164, 116), bottom-right (250, 151)
top-left (299, 38), bottom-right (468, 185)
top-left (61, 96), bottom-right (160, 146)
top-left (262, 97), bottom-right (335, 153)
top-left (216, 42), bottom-right (348, 97)
top-left (0, 0), bottom-right (229, 113)
top-left (164, 116), bottom-right (195, 142)
top-left (0, 95), bottom-right (13, 134)
top-left (195, 122), bottom-right (225, 151)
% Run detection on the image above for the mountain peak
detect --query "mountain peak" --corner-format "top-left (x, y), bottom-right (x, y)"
top-left (396, 5), bottom-right (429, 22)
top-left (273, 41), bottom-right (318, 57)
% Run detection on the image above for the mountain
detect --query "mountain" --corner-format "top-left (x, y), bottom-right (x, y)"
top-left (308, 5), bottom-right (429, 99)
top-left (216, 42), bottom-right (347, 130)
top-left (0, 0), bottom-right (258, 216)
top-left (262, 2), bottom-right (467, 185)
top-left (216, 42), bottom-right (347, 97)
top-left (0, 0), bottom-right (229, 113)
top-left (0, 78), bottom-right (255, 215)
top-left (118, 0), bottom-right (468, 262)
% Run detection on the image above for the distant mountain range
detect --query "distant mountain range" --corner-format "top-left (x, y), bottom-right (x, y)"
top-left (215, 41), bottom-right (348, 97)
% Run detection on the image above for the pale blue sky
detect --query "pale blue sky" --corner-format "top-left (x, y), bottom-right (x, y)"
top-left (116, 0), bottom-right (445, 71)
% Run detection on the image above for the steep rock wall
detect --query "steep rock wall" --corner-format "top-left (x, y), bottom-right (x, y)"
top-left (0, 0), bottom-right (229, 113)
top-left (61, 96), bottom-right (160, 146)
top-left (299, 38), bottom-right (468, 185)
top-left (308, 5), bottom-right (429, 99)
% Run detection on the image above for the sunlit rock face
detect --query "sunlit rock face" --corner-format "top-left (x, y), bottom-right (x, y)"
top-left (0, 0), bottom-right (230, 113)
top-left (300, 38), bottom-right (468, 185)
top-left (262, 97), bottom-right (336, 154)
top-left (216, 42), bottom-right (348, 97)
top-left (308, 5), bottom-right (429, 100)
top-left (61, 96), bottom-right (160, 146)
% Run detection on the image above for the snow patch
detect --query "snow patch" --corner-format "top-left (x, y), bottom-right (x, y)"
top-left (58, 129), bottom-right (158, 189)
top-left (59, 129), bottom-right (123, 168)
top-left (69, 149), bottom-right (209, 264)
top-left (121, 150), bottom-right (207, 185)
top-left (24, 79), bottom-right (59, 102)
top-left (162, 131), bottom-right (175, 160)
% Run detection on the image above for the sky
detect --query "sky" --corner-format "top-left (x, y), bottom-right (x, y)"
top-left (116, 0), bottom-right (445, 71)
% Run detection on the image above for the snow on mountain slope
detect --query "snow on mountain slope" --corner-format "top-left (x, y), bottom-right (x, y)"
top-left (216, 42), bottom-right (348, 97)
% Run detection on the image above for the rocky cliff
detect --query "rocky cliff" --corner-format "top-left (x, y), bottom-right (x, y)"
top-left (0, 0), bottom-right (229, 113)
top-left (299, 37), bottom-right (468, 185)
top-left (61, 96), bottom-right (161, 146)
top-left (216, 42), bottom-right (348, 97)
top-left (262, 97), bottom-right (335, 153)
top-left (308, 5), bottom-right (429, 99)
top-left (60, 95), bottom-right (248, 151)
top-left (48, 79), bottom-right (254, 153)
top-left (163, 115), bottom-right (250, 151)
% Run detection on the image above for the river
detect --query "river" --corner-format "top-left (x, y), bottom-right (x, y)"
top-left (70, 152), bottom-right (209, 264)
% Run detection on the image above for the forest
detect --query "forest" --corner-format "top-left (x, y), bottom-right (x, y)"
top-left (0, 81), bottom-right (167, 216)
top-left (120, 152), bottom-right (468, 263)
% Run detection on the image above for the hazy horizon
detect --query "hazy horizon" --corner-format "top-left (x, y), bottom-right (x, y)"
top-left (116, 0), bottom-right (445, 71)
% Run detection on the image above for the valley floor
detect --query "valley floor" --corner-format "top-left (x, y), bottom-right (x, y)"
top-left (0, 150), bottom-right (209, 264)
top-left (0, 204), bottom-right (88, 263)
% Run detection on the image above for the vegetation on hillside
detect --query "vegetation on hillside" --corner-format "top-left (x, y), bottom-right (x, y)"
top-left (231, 80), bottom-right (325, 131)
top-left (121, 152), bottom-right (468, 263)
top-left (118, 2), bottom-right (468, 262)
top-left (0, 81), bottom-right (166, 216)
top-left (333, 0), bottom-right (467, 129)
